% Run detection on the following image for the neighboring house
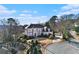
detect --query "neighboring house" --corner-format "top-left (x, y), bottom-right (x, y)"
top-left (25, 24), bottom-right (53, 37)
top-left (74, 23), bottom-right (79, 27)
top-left (55, 32), bottom-right (63, 39)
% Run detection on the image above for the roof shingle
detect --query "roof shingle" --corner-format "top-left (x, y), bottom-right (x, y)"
top-left (28, 24), bottom-right (44, 28)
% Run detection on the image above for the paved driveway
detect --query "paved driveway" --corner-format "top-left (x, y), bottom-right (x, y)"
top-left (45, 42), bottom-right (79, 54)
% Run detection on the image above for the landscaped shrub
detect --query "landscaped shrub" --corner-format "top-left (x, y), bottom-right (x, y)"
top-left (49, 35), bottom-right (53, 39)
top-left (74, 26), bottom-right (79, 35)
top-left (10, 48), bottom-right (17, 54)
top-left (28, 36), bottom-right (35, 39)
top-left (37, 33), bottom-right (51, 38)
top-left (27, 40), bottom-right (42, 54)
top-left (63, 30), bottom-right (69, 40)
top-left (17, 34), bottom-right (29, 43)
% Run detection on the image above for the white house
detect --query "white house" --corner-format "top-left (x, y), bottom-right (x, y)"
top-left (25, 24), bottom-right (53, 37)
top-left (43, 26), bottom-right (53, 36)
top-left (55, 33), bottom-right (63, 39)
top-left (74, 23), bottom-right (78, 27)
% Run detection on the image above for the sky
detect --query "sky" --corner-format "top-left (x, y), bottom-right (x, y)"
top-left (0, 4), bottom-right (79, 25)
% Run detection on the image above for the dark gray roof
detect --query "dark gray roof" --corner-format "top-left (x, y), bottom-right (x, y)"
top-left (23, 24), bottom-right (28, 28)
top-left (28, 24), bottom-right (44, 28)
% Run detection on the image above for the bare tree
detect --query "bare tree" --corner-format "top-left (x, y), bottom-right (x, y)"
top-left (0, 18), bottom-right (24, 43)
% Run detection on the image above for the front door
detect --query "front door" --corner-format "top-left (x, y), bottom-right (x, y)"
top-left (35, 33), bottom-right (37, 37)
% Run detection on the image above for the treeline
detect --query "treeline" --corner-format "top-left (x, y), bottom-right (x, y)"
top-left (0, 18), bottom-right (42, 54)
top-left (45, 14), bottom-right (79, 39)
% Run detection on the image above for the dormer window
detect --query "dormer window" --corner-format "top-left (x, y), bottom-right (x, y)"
top-left (44, 26), bottom-right (47, 31)
top-left (48, 28), bottom-right (50, 32)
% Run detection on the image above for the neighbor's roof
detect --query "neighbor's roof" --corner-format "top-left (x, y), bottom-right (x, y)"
top-left (28, 24), bottom-right (44, 28)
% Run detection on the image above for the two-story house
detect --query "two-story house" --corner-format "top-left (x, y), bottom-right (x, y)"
top-left (25, 24), bottom-right (53, 37)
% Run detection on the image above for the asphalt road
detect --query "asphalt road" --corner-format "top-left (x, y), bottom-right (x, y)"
top-left (45, 42), bottom-right (79, 54)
